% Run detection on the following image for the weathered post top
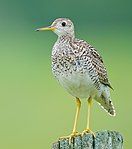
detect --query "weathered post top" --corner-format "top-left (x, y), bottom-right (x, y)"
top-left (52, 130), bottom-right (123, 149)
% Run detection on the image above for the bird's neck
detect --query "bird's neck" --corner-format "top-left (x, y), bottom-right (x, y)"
top-left (57, 34), bottom-right (75, 44)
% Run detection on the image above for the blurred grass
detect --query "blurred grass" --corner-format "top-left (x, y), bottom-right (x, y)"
top-left (0, 0), bottom-right (132, 148)
top-left (0, 25), bottom-right (132, 148)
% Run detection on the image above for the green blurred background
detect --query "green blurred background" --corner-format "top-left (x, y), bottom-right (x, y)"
top-left (0, 0), bottom-right (132, 148)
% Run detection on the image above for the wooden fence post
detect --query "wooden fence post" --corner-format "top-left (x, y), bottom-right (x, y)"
top-left (52, 130), bottom-right (123, 149)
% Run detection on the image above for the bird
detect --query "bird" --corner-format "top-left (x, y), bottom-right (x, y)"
top-left (36, 18), bottom-right (116, 141)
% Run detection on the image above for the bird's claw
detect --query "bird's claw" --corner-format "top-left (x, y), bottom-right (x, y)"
top-left (59, 131), bottom-right (81, 144)
top-left (81, 129), bottom-right (96, 138)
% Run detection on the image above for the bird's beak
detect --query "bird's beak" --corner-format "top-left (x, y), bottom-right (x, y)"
top-left (35, 26), bottom-right (56, 32)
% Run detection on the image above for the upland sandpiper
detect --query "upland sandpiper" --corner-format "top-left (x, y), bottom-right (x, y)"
top-left (36, 18), bottom-right (116, 140)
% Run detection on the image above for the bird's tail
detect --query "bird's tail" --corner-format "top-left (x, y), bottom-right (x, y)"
top-left (95, 93), bottom-right (116, 116)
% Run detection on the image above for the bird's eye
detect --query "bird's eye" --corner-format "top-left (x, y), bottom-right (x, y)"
top-left (61, 22), bottom-right (66, 27)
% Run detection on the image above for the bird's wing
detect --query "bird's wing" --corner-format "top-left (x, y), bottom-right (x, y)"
top-left (89, 46), bottom-right (113, 89)
top-left (72, 39), bottom-right (113, 89)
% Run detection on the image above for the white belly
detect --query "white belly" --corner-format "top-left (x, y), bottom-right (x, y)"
top-left (57, 72), bottom-right (98, 99)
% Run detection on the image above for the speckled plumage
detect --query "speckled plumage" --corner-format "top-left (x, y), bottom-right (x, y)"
top-left (50, 18), bottom-right (115, 116)
top-left (37, 18), bottom-right (115, 116)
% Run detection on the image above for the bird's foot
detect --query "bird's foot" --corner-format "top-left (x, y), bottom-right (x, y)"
top-left (59, 131), bottom-right (80, 144)
top-left (81, 128), bottom-right (96, 138)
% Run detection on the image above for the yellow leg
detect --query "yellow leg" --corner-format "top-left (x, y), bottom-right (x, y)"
top-left (87, 97), bottom-right (92, 129)
top-left (59, 98), bottom-right (81, 142)
top-left (72, 98), bottom-right (81, 134)
top-left (82, 97), bottom-right (95, 137)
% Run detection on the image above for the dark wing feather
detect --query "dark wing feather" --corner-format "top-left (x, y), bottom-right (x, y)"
top-left (89, 47), bottom-right (113, 90)
top-left (72, 38), bottom-right (113, 90)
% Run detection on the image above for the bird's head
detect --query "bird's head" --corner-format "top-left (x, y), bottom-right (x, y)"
top-left (36, 18), bottom-right (75, 37)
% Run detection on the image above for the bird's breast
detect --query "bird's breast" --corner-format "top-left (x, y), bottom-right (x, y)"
top-left (51, 42), bottom-right (99, 98)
